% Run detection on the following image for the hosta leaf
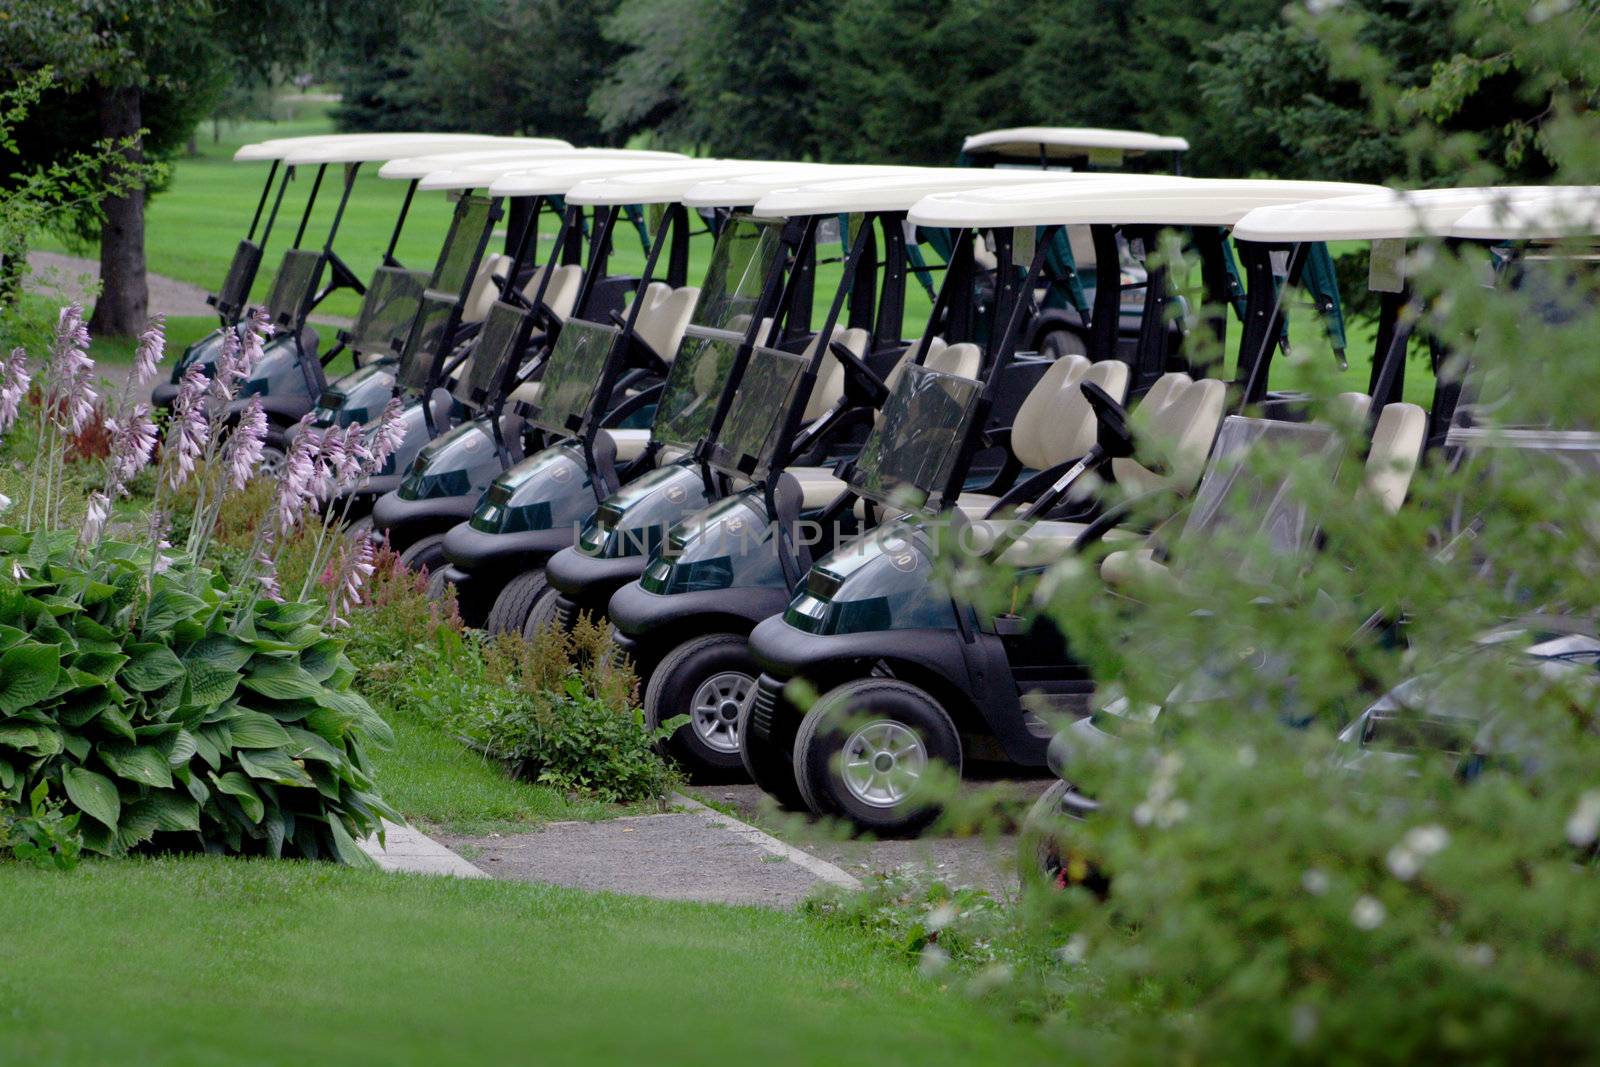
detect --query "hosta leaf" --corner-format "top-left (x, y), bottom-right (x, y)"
top-left (186, 635), bottom-right (254, 672)
top-left (0, 760), bottom-right (13, 790)
top-left (327, 816), bottom-right (375, 868)
top-left (257, 602), bottom-right (321, 632)
top-left (70, 650), bottom-right (128, 682)
top-left (0, 624), bottom-right (28, 650)
top-left (78, 818), bottom-right (115, 855)
top-left (0, 642), bottom-right (61, 714)
top-left (0, 724), bottom-right (62, 756)
top-left (299, 640), bottom-right (343, 682)
top-left (63, 766), bottom-right (121, 829)
top-left (141, 587), bottom-right (206, 633)
top-left (226, 712), bottom-right (293, 749)
top-left (192, 728), bottom-right (222, 770)
top-left (139, 793), bottom-right (201, 833)
top-left (121, 646), bottom-right (185, 692)
top-left (284, 725), bottom-right (345, 764)
top-left (184, 662), bottom-right (240, 709)
top-left (209, 770), bottom-right (264, 823)
top-left (235, 748), bottom-right (314, 788)
top-left (62, 733), bottom-right (89, 761)
top-left (57, 686), bottom-right (112, 728)
top-left (243, 660), bottom-right (325, 701)
top-left (95, 704), bottom-right (138, 742)
top-left (116, 803), bottom-right (162, 851)
top-left (99, 743), bottom-right (174, 789)
top-left (169, 728), bottom-right (198, 767)
top-left (304, 705), bottom-right (355, 744)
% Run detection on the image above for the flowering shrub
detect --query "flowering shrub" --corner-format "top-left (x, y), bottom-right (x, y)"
top-left (0, 304), bottom-right (410, 863)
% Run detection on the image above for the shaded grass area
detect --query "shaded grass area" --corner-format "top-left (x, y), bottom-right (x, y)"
top-left (0, 857), bottom-right (1053, 1066)
top-left (368, 699), bottom-right (646, 835)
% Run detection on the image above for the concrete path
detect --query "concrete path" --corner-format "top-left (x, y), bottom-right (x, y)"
top-left (360, 819), bottom-right (487, 879)
top-left (438, 796), bottom-right (860, 908)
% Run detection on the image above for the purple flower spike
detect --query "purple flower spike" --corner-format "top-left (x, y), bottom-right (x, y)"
top-left (275, 428), bottom-right (320, 534)
top-left (109, 402), bottom-right (158, 487)
top-left (369, 397), bottom-right (407, 470)
top-left (50, 303), bottom-right (97, 434)
top-left (82, 491), bottom-right (111, 543)
top-left (132, 317), bottom-right (166, 392)
top-left (167, 363), bottom-right (209, 491)
top-left (0, 348), bottom-right (30, 434)
top-left (227, 396), bottom-right (268, 492)
top-left (329, 530), bottom-right (376, 627)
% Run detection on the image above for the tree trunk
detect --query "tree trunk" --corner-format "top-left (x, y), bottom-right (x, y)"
top-left (87, 84), bottom-right (148, 338)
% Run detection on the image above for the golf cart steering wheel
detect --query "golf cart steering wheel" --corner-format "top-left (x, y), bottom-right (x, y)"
top-left (1080, 381), bottom-right (1136, 460)
top-left (829, 340), bottom-right (890, 407)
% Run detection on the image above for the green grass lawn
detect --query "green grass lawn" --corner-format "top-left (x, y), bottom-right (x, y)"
top-left (370, 701), bottom-right (644, 835)
top-left (0, 858), bottom-right (1053, 1066)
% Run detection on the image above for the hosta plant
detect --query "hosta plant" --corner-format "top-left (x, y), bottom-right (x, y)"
top-left (0, 528), bottom-right (397, 860)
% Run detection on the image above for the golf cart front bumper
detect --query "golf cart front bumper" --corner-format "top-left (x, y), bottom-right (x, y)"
top-left (440, 521), bottom-right (575, 575)
top-left (608, 580), bottom-right (792, 654)
top-left (370, 490), bottom-right (478, 551)
top-left (545, 545), bottom-right (648, 612)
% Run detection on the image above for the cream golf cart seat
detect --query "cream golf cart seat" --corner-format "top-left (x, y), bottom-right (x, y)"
top-left (597, 281), bottom-right (703, 463)
top-left (1099, 400), bottom-right (1427, 588)
top-left (966, 372), bottom-right (1228, 566)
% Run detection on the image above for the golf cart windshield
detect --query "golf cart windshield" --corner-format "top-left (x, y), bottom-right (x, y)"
top-left (530, 319), bottom-right (622, 436)
top-left (650, 328), bottom-right (743, 451)
top-left (691, 215), bottom-right (783, 335)
top-left (847, 364), bottom-right (984, 513)
top-left (264, 249), bottom-right (323, 327)
top-left (349, 266), bottom-right (430, 359)
top-left (709, 343), bottom-right (809, 478)
top-left (215, 239), bottom-right (263, 318)
top-left (1177, 417), bottom-right (1343, 580)
top-left (435, 195), bottom-right (495, 294)
top-left (395, 291), bottom-right (457, 393)
top-left (453, 300), bottom-right (528, 408)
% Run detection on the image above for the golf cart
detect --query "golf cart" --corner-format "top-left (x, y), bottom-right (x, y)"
top-left (374, 159), bottom-right (786, 620)
top-left (364, 154), bottom-right (712, 556)
top-left (477, 164), bottom-right (937, 637)
top-left (739, 177), bottom-right (1383, 832)
top-left (1021, 183), bottom-right (1600, 882)
top-left (150, 135), bottom-right (563, 445)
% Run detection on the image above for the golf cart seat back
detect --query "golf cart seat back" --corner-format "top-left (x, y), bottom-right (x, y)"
top-left (628, 282), bottom-right (702, 364)
top-left (1012, 356), bottom-right (1133, 471)
top-left (1111, 373), bottom-right (1228, 496)
top-left (802, 327), bottom-right (874, 421)
top-left (462, 254), bottom-right (513, 325)
top-left (1364, 402), bottom-right (1427, 512)
top-left (534, 264), bottom-right (584, 323)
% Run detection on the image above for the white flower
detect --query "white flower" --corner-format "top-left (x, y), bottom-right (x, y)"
top-left (918, 942), bottom-right (950, 977)
top-left (1386, 846), bottom-right (1420, 882)
top-left (1290, 1003), bottom-right (1319, 1046)
top-left (925, 902), bottom-right (958, 932)
top-left (1351, 895), bottom-right (1386, 930)
top-left (1565, 790), bottom-right (1600, 847)
top-left (1302, 868), bottom-right (1330, 896)
top-left (1404, 824), bottom-right (1450, 857)
top-left (1460, 942), bottom-right (1495, 967)
top-left (1055, 934), bottom-right (1089, 965)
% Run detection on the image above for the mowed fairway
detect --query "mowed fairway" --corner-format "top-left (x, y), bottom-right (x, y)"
top-left (0, 858), bottom-right (1052, 1067)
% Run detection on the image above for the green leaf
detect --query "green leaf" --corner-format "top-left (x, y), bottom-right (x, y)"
top-left (169, 728), bottom-right (198, 767)
top-left (284, 725), bottom-right (345, 764)
top-left (184, 661), bottom-right (240, 709)
top-left (94, 703), bottom-right (138, 742)
top-left (226, 712), bottom-right (293, 749)
top-left (121, 646), bottom-right (185, 692)
top-left (304, 705), bottom-right (355, 744)
top-left (208, 770), bottom-right (264, 822)
top-left (99, 744), bottom-right (174, 789)
top-left (326, 815), bottom-right (375, 868)
top-left (299, 640), bottom-right (344, 682)
top-left (142, 587), bottom-right (206, 633)
top-left (141, 793), bottom-right (201, 833)
top-left (243, 660), bottom-right (325, 701)
top-left (63, 766), bottom-right (121, 829)
top-left (0, 642), bottom-right (61, 713)
top-left (70, 650), bottom-right (128, 682)
top-left (235, 748), bottom-right (315, 788)
top-left (186, 635), bottom-right (254, 672)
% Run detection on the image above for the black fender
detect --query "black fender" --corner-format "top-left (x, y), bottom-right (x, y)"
top-left (151, 380), bottom-right (180, 409)
top-left (441, 520), bottom-right (574, 574)
top-left (231, 392), bottom-right (312, 427)
top-left (608, 580), bottom-right (791, 649)
top-left (370, 490), bottom-right (479, 548)
top-left (545, 544), bottom-right (648, 602)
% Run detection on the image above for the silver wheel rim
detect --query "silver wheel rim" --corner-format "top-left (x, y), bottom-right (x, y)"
top-left (258, 443), bottom-right (287, 478)
top-left (689, 671), bottom-right (753, 754)
top-left (840, 719), bottom-right (927, 808)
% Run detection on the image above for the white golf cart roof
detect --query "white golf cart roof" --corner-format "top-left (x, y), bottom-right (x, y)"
top-left (234, 133), bottom-right (517, 163)
top-left (962, 126), bottom-right (1190, 160)
top-left (1229, 186), bottom-right (1577, 242)
top-left (476, 157), bottom-right (698, 197)
top-left (379, 146), bottom-right (682, 181)
top-left (282, 135), bottom-right (571, 167)
top-left (751, 167), bottom-right (1111, 218)
top-left (566, 162), bottom-right (790, 206)
top-left (1448, 186), bottom-right (1600, 240)
top-left (681, 165), bottom-right (922, 210)
top-left (909, 177), bottom-right (1374, 229)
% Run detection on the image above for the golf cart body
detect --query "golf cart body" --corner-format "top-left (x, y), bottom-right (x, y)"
top-left (359, 154), bottom-right (695, 544)
top-left (739, 178), bottom-right (1386, 829)
top-left (151, 134), bottom-right (563, 417)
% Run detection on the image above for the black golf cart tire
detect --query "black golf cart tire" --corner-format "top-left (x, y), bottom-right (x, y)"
top-left (521, 585), bottom-right (563, 639)
top-left (397, 532), bottom-right (448, 575)
top-left (425, 567), bottom-right (453, 603)
top-left (484, 570), bottom-right (549, 636)
top-left (792, 678), bottom-right (962, 835)
top-left (345, 515), bottom-right (375, 542)
top-left (259, 428), bottom-right (290, 480)
top-left (1017, 780), bottom-right (1110, 897)
top-left (1038, 326), bottom-right (1089, 360)
top-left (643, 633), bottom-right (756, 780)
top-left (736, 692), bottom-right (809, 812)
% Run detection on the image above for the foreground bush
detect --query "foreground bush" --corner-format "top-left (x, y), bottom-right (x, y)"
top-left (0, 530), bottom-right (396, 860)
